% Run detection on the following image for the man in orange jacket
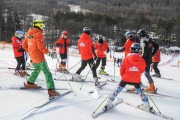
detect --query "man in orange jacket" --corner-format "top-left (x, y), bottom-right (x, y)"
top-left (12, 30), bottom-right (26, 76)
top-left (104, 43), bottom-right (151, 110)
top-left (72, 27), bottom-right (99, 86)
top-left (55, 31), bottom-right (71, 72)
top-left (22, 19), bottom-right (59, 98)
top-left (94, 36), bottom-right (109, 75)
top-left (152, 49), bottom-right (161, 77)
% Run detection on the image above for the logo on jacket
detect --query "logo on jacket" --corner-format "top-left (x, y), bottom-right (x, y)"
top-left (129, 66), bottom-right (139, 71)
top-left (80, 43), bottom-right (85, 47)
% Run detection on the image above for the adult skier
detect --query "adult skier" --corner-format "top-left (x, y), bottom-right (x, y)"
top-left (12, 30), bottom-right (27, 76)
top-left (22, 19), bottom-right (59, 98)
top-left (104, 43), bottom-right (150, 110)
top-left (55, 31), bottom-right (71, 72)
top-left (94, 36), bottom-right (109, 75)
top-left (72, 27), bottom-right (99, 86)
top-left (138, 29), bottom-right (159, 92)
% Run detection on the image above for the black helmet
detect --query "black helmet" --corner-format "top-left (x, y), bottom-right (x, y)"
top-left (83, 27), bottom-right (91, 35)
top-left (98, 36), bottom-right (104, 44)
top-left (137, 29), bottom-right (147, 38)
top-left (130, 43), bottom-right (141, 53)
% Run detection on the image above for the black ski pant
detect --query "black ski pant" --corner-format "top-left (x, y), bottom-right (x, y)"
top-left (96, 57), bottom-right (106, 69)
top-left (152, 62), bottom-right (160, 74)
top-left (60, 53), bottom-right (67, 65)
top-left (15, 56), bottom-right (25, 71)
top-left (76, 58), bottom-right (97, 78)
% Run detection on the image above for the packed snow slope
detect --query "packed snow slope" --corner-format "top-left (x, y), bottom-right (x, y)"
top-left (0, 45), bottom-right (180, 120)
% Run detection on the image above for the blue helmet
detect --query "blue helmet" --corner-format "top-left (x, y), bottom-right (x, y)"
top-left (15, 30), bottom-right (24, 39)
top-left (125, 31), bottom-right (133, 36)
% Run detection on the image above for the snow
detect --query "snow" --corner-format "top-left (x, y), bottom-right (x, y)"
top-left (0, 45), bottom-right (180, 120)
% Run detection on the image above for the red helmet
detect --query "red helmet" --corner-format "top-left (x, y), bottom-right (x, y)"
top-left (62, 31), bottom-right (68, 36)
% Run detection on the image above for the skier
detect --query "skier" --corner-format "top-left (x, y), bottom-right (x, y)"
top-left (151, 49), bottom-right (161, 77)
top-left (119, 56), bottom-right (123, 67)
top-left (55, 31), bottom-right (71, 72)
top-left (72, 27), bottom-right (99, 86)
top-left (12, 30), bottom-right (27, 76)
top-left (117, 58), bottom-right (120, 67)
top-left (94, 36), bottom-right (109, 75)
top-left (120, 31), bottom-right (135, 57)
top-left (137, 29), bottom-right (159, 92)
top-left (105, 43), bottom-right (150, 110)
top-left (22, 19), bottom-right (59, 98)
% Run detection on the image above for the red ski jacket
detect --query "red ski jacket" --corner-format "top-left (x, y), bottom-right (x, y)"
top-left (78, 33), bottom-right (95, 60)
top-left (152, 49), bottom-right (160, 62)
top-left (12, 36), bottom-right (23, 57)
top-left (120, 53), bottom-right (146, 83)
top-left (94, 42), bottom-right (109, 58)
top-left (124, 39), bottom-right (135, 57)
top-left (56, 37), bottom-right (70, 54)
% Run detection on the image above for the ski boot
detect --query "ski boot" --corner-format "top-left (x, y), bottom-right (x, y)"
top-left (138, 101), bottom-right (151, 111)
top-left (48, 89), bottom-right (60, 100)
top-left (99, 69), bottom-right (107, 75)
top-left (24, 82), bottom-right (39, 89)
top-left (72, 73), bottom-right (83, 82)
top-left (94, 77), bottom-right (101, 87)
top-left (15, 70), bottom-right (24, 77)
top-left (145, 83), bottom-right (156, 93)
top-left (104, 99), bottom-right (113, 110)
top-left (152, 73), bottom-right (161, 78)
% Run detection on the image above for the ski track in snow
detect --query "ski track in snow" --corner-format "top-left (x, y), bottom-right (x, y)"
top-left (0, 45), bottom-right (180, 120)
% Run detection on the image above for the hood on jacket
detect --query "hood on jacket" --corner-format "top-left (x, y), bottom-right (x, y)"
top-left (126, 53), bottom-right (142, 66)
top-left (27, 27), bottom-right (42, 36)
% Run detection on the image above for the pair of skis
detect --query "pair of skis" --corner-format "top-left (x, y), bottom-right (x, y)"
top-left (92, 98), bottom-right (173, 120)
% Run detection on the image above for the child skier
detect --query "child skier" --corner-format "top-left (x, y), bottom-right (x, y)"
top-left (94, 36), bottom-right (109, 75)
top-left (12, 30), bottom-right (27, 76)
top-left (55, 31), bottom-right (71, 72)
top-left (104, 43), bottom-right (151, 110)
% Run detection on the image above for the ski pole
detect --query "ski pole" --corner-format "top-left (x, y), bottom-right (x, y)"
top-left (54, 54), bottom-right (60, 75)
top-left (79, 58), bottom-right (97, 90)
top-left (146, 92), bottom-right (161, 114)
top-left (62, 73), bottom-right (76, 96)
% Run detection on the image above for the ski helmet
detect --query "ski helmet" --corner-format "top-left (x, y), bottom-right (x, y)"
top-left (83, 27), bottom-right (91, 35)
top-left (62, 31), bottom-right (68, 36)
top-left (130, 43), bottom-right (141, 53)
top-left (98, 36), bottom-right (104, 44)
top-left (125, 31), bottom-right (133, 36)
top-left (33, 19), bottom-right (45, 30)
top-left (15, 30), bottom-right (24, 39)
top-left (137, 29), bottom-right (147, 38)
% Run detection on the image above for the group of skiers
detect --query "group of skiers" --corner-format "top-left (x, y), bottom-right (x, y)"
top-left (11, 19), bottom-right (161, 109)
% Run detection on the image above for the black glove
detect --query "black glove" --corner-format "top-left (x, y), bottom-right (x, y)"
top-left (18, 48), bottom-right (24, 52)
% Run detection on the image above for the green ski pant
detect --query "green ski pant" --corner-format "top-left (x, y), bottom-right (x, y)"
top-left (28, 61), bottom-right (55, 90)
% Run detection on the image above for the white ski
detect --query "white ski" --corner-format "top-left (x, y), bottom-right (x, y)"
top-left (92, 98), bottom-right (123, 119)
top-left (123, 101), bottom-right (173, 120)
top-left (19, 90), bottom-right (71, 120)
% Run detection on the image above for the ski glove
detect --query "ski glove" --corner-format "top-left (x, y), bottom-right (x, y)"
top-left (67, 44), bottom-right (72, 47)
top-left (56, 44), bottom-right (63, 47)
top-left (18, 48), bottom-right (25, 52)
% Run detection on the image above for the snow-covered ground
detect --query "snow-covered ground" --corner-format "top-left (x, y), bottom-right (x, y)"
top-left (0, 45), bottom-right (180, 120)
